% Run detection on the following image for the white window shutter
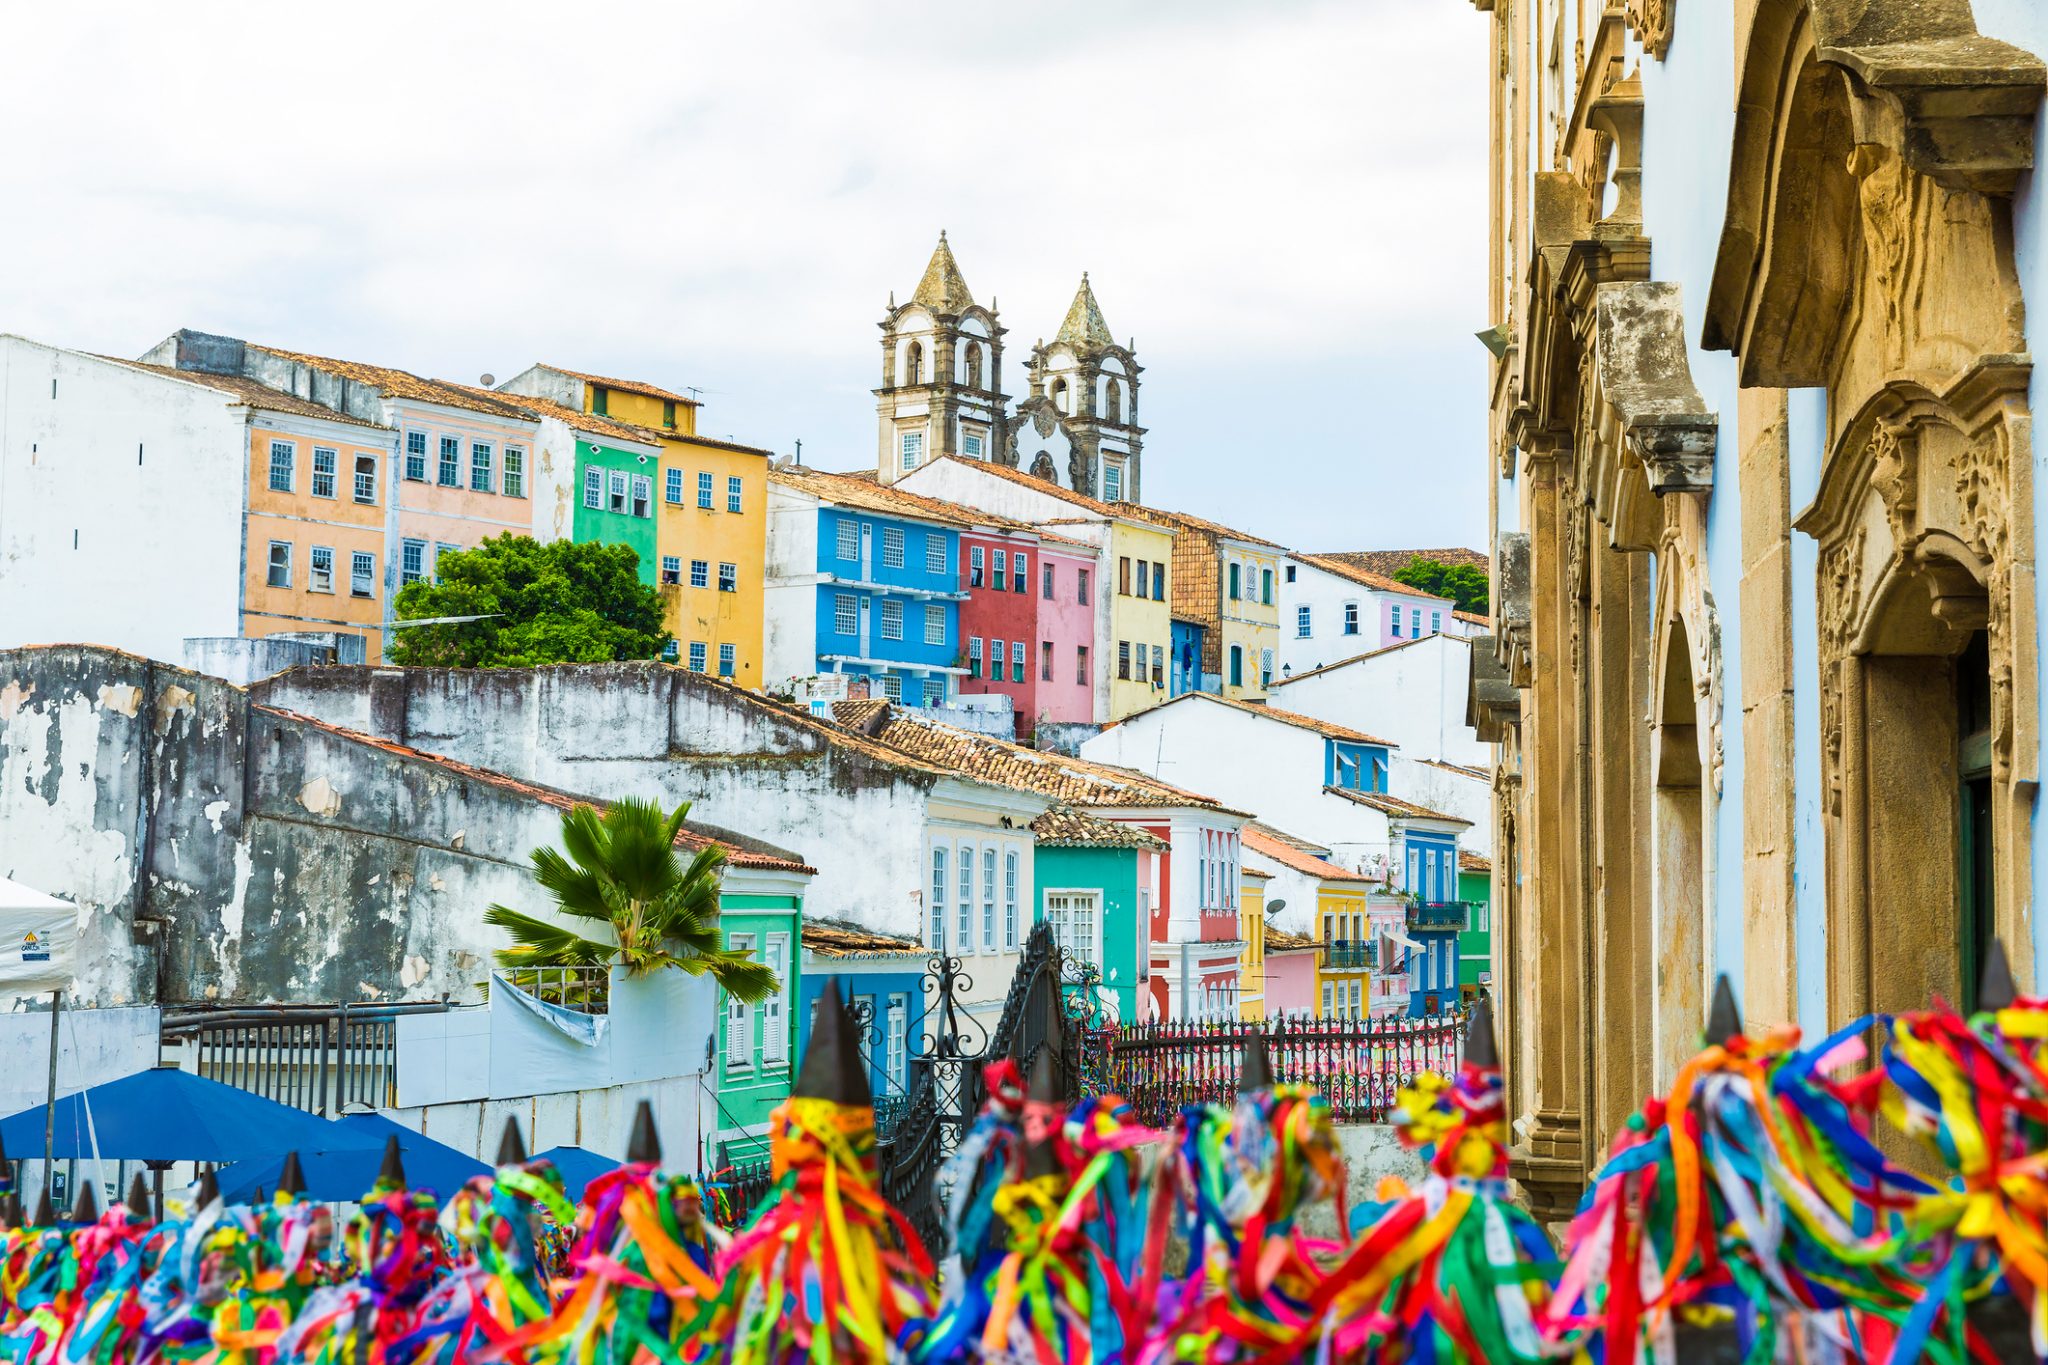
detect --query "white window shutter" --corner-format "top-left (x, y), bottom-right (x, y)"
top-left (763, 935), bottom-right (788, 1062)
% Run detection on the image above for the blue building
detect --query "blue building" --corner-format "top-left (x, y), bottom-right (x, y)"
top-left (797, 925), bottom-right (930, 1129)
top-left (1170, 618), bottom-right (1207, 695)
top-left (765, 469), bottom-right (970, 705)
top-left (1400, 824), bottom-right (1464, 1017)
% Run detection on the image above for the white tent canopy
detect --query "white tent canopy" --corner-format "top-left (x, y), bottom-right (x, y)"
top-left (0, 877), bottom-right (77, 994)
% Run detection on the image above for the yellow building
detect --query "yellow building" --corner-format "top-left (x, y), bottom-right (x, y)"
top-left (1126, 508), bottom-right (1284, 699)
top-left (1239, 864), bottom-right (1271, 1019)
top-left (497, 365), bottom-right (772, 688)
top-left (1241, 825), bottom-right (1376, 1018)
top-left (1100, 515), bottom-right (1176, 720)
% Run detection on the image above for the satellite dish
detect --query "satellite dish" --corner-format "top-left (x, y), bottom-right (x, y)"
top-left (1266, 898), bottom-right (1287, 916)
top-left (479, 373), bottom-right (496, 387)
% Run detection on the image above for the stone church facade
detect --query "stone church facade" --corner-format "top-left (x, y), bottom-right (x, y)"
top-left (1469, 0), bottom-right (2048, 1221)
top-left (874, 235), bottom-right (1146, 505)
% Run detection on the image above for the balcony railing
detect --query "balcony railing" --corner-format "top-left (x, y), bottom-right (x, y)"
top-left (1322, 940), bottom-right (1377, 971)
top-left (1408, 900), bottom-right (1473, 932)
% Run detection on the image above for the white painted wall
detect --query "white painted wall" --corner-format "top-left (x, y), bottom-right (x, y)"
top-left (764, 479), bottom-right (822, 683)
top-left (0, 338), bottom-right (246, 661)
top-left (1277, 557), bottom-right (1454, 676)
top-left (1391, 756), bottom-right (1491, 860)
top-left (1273, 634), bottom-right (1488, 770)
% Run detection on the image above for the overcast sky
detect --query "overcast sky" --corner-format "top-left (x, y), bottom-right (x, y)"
top-left (6, 2), bottom-right (1488, 552)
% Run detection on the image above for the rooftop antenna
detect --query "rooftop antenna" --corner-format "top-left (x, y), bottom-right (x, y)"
top-left (794, 439), bottom-right (802, 466)
top-left (479, 373), bottom-right (496, 388)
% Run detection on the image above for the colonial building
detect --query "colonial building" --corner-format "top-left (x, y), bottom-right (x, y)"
top-left (1468, 0), bottom-right (2048, 1221)
top-left (1279, 553), bottom-right (1463, 678)
top-left (876, 237), bottom-right (1145, 505)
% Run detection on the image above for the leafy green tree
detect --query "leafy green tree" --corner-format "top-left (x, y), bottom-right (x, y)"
top-left (485, 797), bottom-right (779, 1002)
top-left (388, 535), bottom-right (667, 668)
top-left (1392, 556), bottom-right (1490, 616)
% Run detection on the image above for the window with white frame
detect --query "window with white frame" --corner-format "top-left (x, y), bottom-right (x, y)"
top-left (886, 996), bottom-right (908, 1089)
top-left (1343, 602), bottom-right (1359, 635)
top-left (309, 546), bottom-right (334, 593)
top-left (836, 519), bottom-right (859, 561)
top-left (690, 559), bottom-right (709, 588)
top-left (718, 562), bottom-right (737, 592)
top-left (1103, 461), bottom-right (1124, 502)
top-left (718, 643), bottom-right (735, 677)
top-left (881, 673), bottom-right (903, 701)
top-left (350, 551), bottom-right (375, 597)
top-left (438, 437), bottom-right (461, 486)
top-left (1013, 640), bottom-right (1027, 684)
top-left (353, 454), bottom-right (377, 504)
top-left (400, 540), bottom-right (425, 585)
top-left (1296, 605), bottom-right (1312, 638)
top-left (1411, 608), bottom-right (1422, 635)
top-left (762, 934), bottom-right (788, 1062)
top-left (880, 600), bottom-right (903, 640)
top-left (311, 448), bottom-right (337, 499)
top-left (697, 471), bottom-right (714, 509)
top-left (1003, 851), bottom-right (1019, 949)
top-left (1012, 553), bottom-right (1027, 592)
top-left (660, 556), bottom-right (682, 584)
top-left (929, 847), bottom-right (948, 948)
top-left (1431, 610), bottom-right (1442, 634)
top-left (993, 549), bottom-right (1007, 586)
top-left (1044, 891), bottom-right (1099, 966)
top-left (665, 468), bottom-right (684, 503)
top-left (726, 932), bottom-right (756, 1066)
top-left (1322, 981), bottom-right (1334, 1015)
top-left (631, 475), bottom-right (652, 518)
top-left (266, 541), bottom-right (291, 588)
top-left (968, 637), bottom-right (982, 677)
top-left (268, 441), bottom-right (294, 492)
top-left (969, 545), bottom-right (984, 587)
top-left (583, 466), bottom-right (603, 509)
top-left (882, 527), bottom-right (905, 568)
top-left (925, 533), bottom-right (947, 575)
top-left (956, 844), bottom-right (974, 949)
top-left (900, 430), bottom-right (924, 471)
top-left (688, 642), bottom-right (707, 671)
top-left (727, 475), bottom-right (744, 513)
top-left (923, 604), bottom-right (944, 646)
top-left (835, 594), bottom-right (858, 635)
top-left (607, 470), bottom-right (629, 514)
top-left (990, 639), bottom-right (1005, 673)
top-left (403, 432), bottom-right (427, 482)
top-left (470, 442), bottom-right (493, 493)
top-left (923, 677), bottom-right (945, 706)
top-left (981, 847), bottom-right (997, 950)
top-left (503, 448), bottom-right (525, 498)
top-left (962, 429), bottom-right (984, 459)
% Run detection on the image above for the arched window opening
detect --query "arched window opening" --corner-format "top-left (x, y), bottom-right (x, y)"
top-left (1104, 378), bottom-right (1122, 423)
top-left (906, 341), bottom-right (923, 386)
top-left (1651, 619), bottom-right (1704, 1090)
top-left (964, 342), bottom-right (983, 390)
top-left (1051, 377), bottom-right (1068, 413)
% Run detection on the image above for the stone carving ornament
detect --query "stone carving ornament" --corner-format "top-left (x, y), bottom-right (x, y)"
top-left (1625, 0), bottom-right (1672, 60)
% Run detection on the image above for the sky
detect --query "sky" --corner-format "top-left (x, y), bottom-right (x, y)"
top-left (4, 2), bottom-right (1490, 552)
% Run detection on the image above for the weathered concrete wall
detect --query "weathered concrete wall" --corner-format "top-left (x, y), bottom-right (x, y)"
top-left (1296, 1123), bottom-right (1429, 1244)
top-left (253, 663), bottom-right (956, 938)
top-left (0, 645), bottom-right (574, 1009)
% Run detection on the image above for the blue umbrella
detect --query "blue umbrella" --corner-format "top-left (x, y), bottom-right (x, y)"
top-left (530, 1145), bottom-right (618, 1202)
top-left (0, 1067), bottom-right (380, 1164)
top-left (215, 1113), bottom-right (489, 1204)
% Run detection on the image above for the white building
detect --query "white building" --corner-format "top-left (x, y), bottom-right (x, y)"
top-left (1, 337), bottom-right (261, 662)
top-left (1271, 634), bottom-right (1487, 768)
top-left (1278, 553), bottom-right (1462, 678)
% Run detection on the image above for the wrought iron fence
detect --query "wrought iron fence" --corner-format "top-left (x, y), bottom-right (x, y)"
top-left (1103, 1010), bottom-right (1467, 1127)
top-left (1407, 901), bottom-right (1473, 932)
top-left (160, 1001), bottom-right (448, 1116)
top-left (1324, 941), bottom-right (1375, 970)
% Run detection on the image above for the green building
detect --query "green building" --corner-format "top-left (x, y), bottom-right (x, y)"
top-left (707, 841), bottom-right (814, 1168)
top-left (1457, 850), bottom-right (1493, 1001)
top-left (1030, 805), bottom-right (1168, 1027)
top-left (572, 436), bottom-right (663, 587)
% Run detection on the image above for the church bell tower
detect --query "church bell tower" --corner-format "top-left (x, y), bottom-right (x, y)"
top-left (875, 232), bottom-right (1009, 485)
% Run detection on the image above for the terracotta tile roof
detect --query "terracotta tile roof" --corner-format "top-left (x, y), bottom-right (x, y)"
top-left (1459, 850), bottom-right (1492, 874)
top-left (251, 345), bottom-right (540, 420)
top-left (926, 456), bottom-right (1161, 525)
top-left (772, 467), bottom-right (973, 528)
top-left (541, 366), bottom-right (701, 408)
top-left (1453, 610), bottom-right (1491, 627)
top-left (1315, 548), bottom-right (1488, 578)
top-left (1319, 785), bottom-right (1472, 826)
top-left (251, 703), bottom-right (816, 872)
top-left (1290, 552), bottom-right (1456, 602)
top-left (1269, 632), bottom-right (1464, 687)
top-left (1030, 803), bottom-right (1169, 850)
top-left (1417, 758), bottom-right (1488, 781)
top-left (1118, 504), bottom-right (1285, 551)
top-left (1126, 692), bottom-right (1396, 747)
top-left (832, 701), bottom-right (1238, 812)
top-left (1241, 826), bottom-right (1371, 883)
top-left (1241, 863), bottom-right (1272, 879)
top-left (1264, 927), bottom-right (1320, 952)
top-left (801, 920), bottom-right (925, 958)
top-left (662, 432), bottom-right (777, 458)
top-left (441, 383), bottom-right (668, 449)
top-left (107, 360), bottom-right (391, 430)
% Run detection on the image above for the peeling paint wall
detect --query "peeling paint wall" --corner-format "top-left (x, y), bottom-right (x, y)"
top-left (252, 662), bottom-right (1030, 940)
top-left (0, 646), bottom-right (571, 1009)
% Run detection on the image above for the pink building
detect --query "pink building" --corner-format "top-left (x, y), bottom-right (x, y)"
top-left (1263, 930), bottom-right (1322, 1016)
top-left (1032, 536), bottom-right (1099, 734)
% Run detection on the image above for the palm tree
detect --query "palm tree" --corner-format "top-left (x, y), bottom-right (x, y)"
top-left (485, 797), bottom-right (779, 1003)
